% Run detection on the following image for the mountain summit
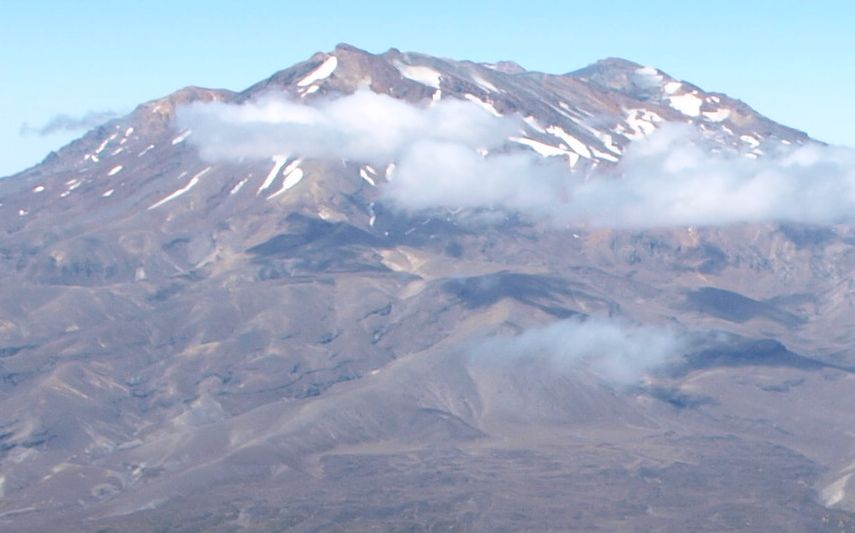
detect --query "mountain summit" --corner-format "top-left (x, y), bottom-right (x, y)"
top-left (1, 46), bottom-right (854, 530)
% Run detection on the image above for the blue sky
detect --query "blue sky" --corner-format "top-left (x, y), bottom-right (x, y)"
top-left (2, 0), bottom-right (853, 177)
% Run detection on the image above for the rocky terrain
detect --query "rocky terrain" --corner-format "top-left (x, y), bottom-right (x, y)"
top-left (2, 44), bottom-right (855, 531)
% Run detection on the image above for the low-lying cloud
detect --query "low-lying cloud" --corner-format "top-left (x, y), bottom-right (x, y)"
top-left (565, 126), bottom-right (855, 227)
top-left (176, 91), bottom-right (517, 163)
top-left (20, 110), bottom-right (118, 136)
top-left (177, 91), bottom-right (855, 228)
top-left (470, 317), bottom-right (687, 386)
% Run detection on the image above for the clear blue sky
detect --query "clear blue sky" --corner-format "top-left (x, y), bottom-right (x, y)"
top-left (2, 0), bottom-right (853, 177)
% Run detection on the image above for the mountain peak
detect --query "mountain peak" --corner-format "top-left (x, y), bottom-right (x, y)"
top-left (585, 56), bottom-right (644, 71)
top-left (0, 44), bottom-right (842, 531)
top-left (12, 45), bottom-right (809, 189)
top-left (333, 42), bottom-right (365, 53)
top-left (568, 57), bottom-right (662, 91)
top-left (483, 60), bottom-right (527, 74)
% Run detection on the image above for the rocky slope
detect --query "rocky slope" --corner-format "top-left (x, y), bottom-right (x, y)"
top-left (1, 44), bottom-right (854, 531)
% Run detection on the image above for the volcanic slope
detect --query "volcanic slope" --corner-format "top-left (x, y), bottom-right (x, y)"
top-left (2, 45), bottom-right (855, 531)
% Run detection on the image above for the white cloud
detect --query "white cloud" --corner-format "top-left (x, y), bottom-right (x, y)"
top-left (175, 90), bottom-right (517, 163)
top-left (469, 317), bottom-right (686, 386)
top-left (177, 92), bottom-right (855, 228)
top-left (563, 125), bottom-right (855, 227)
top-left (386, 140), bottom-right (567, 211)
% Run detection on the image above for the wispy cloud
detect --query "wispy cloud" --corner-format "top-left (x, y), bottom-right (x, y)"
top-left (469, 317), bottom-right (687, 386)
top-left (176, 92), bottom-right (855, 228)
top-left (20, 110), bottom-right (119, 136)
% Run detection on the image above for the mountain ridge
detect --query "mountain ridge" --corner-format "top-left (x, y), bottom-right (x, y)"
top-left (8, 43), bottom-right (808, 181)
top-left (1, 44), bottom-right (855, 531)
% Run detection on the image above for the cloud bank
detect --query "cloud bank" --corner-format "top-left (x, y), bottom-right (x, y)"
top-left (20, 110), bottom-right (119, 136)
top-left (566, 126), bottom-right (855, 227)
top-left (470, 317), bottom-right (686, 386)
top-left (177, 91), bottom-right (855, 228)
top-left (176, 91), bottom-right (518, 162)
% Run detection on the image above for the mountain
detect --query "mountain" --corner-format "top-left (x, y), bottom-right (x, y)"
top-left (2, 44), bottom-right (855, 531)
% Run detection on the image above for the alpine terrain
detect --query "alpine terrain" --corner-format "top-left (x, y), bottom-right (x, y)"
top-left (2, 44), bottom-right (855, 531)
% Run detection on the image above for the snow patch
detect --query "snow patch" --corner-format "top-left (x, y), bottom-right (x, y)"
top-left (572, 121), bottom-right (623, 155)
top-left (148, 167), bottom-right (211, 209)
top-left (590, 147), bottom-right (619, 162)
top-left (740, 135), bottom-right (760, 148)
top-left (107, 165), bottom-right (123, 176)
top-left (32, 185), bottom-right (45, 193)
top-left (257, 155), bottom-right (289, 194)
top-left (592, 130), bottom-right (622, 154)
top-left (360, 166), bottom-right (376, 186)
top-left (124, 127), bottom-right (134, 137)
top-left (668, 92), bottom-right (703, 117)
top-left (279, 158), bottom-right (302, 178)
top-left (102, 189), bottom-right (114, 197)
top-left (171, 129), bottom-right (192, 145)
top-left (138, 144), bottom-right (155, 157)
top-left (546, 126), bottom-right (592, 158)
top-left (623, 109), bottom-right (663, 140)
top-left (510, 137), bottom-right (566, 157)
top-left (663, 81), bottom-right (682, 95)
top-left (297, 56), bottom-right (338, 87)
top-left (267, 162), bottom-right (305, 199)
top-left (229, 178), bottom-right (248, 195)
top-left (471, 74), bottom-right (498, 92)
top-left (823, 473), bottom-right (852, 506)
top-left (95, 133), bottom-right (117, 155)
top-left (523, 116), bottom-right (545, 133)
top-left (510, 136), bottom-right (579, 166)
top-left (395, 63), bottom-right (442, 89)
top-left (702, 108), bottom-right (731, 122)
top-left (463, 94), bottom-right (501, 117)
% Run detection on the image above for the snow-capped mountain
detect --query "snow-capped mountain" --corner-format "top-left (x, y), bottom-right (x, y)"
top-left (2, 45), bottom-right (855, 531)
top-left (4, 44), bottom-right (807, 228)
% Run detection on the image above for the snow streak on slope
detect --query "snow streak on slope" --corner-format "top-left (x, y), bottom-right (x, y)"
top-left (258, 155), bottom-right (289, 195)
top-left (395, 63), bottom-right (442, 88)
top-left (297, 56), bottom-right (338, 87)
top-left (148, 167), bottom-right (211, 209)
